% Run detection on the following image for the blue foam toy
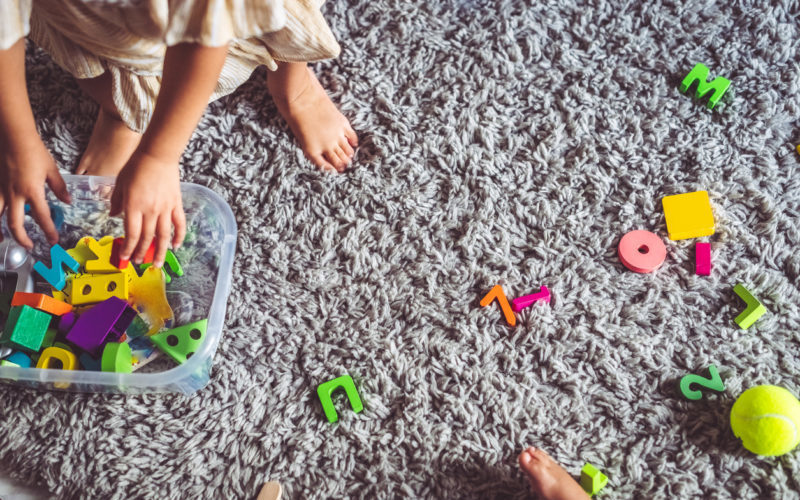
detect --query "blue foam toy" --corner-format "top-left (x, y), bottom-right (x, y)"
top-left (33, 245), bottom-right (80, 290)
top-left (5, 351), bottom-right (32, 368)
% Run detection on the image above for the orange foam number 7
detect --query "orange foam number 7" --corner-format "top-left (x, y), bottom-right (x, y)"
top-left (480, 284), bottom-right (516, 326)
top-left (680, 365), bottom-right (725, 401)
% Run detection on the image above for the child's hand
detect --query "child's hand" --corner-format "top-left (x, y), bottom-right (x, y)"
top-left (0, 137), bottom-right (71, 248)
top-left (109, 151), bottom-right (186, 268)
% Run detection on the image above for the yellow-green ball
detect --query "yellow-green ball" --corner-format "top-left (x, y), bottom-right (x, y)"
top-left (730, 385), bottom-right (800, 456)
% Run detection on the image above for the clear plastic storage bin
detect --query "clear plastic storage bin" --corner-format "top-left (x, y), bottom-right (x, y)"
top-left (0, 175), bottom-right (237, 394)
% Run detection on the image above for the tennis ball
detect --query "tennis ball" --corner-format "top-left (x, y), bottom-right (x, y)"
top-left (730, 385), bottom-right (800, 456)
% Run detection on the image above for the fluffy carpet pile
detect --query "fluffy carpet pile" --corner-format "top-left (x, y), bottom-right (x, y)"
top-left (1, 0), bottom-right (800, 498)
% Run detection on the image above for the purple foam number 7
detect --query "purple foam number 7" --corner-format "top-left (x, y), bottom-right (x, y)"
top-left (679, 364), bottom-right (725, 400)
top-left (33, 245), bottom-right (80, 291)
top-left (512, 286), bottom-right (551, 312)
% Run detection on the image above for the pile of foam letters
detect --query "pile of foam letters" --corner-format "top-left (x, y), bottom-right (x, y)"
top-left (0, 235), bottom-right (207, 375)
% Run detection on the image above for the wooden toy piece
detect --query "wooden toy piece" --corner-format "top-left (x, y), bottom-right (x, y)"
top-left (479, 284), bottom-right (516, 326)
top-left (695, 242), bottom-right (712, 276)
top-left (4, 352), bottom-right (32, 368)
top-left (0, 305), bottom-right (52, 353)
top-left (58, 311), bottom-right (77, 336)
top-left (617, 230), bottom-right (667, 273)
top-left (257, 482), bottom-right (283, 500)
top-left (66, 236), bottom-right (108, 268)
top-left (580, 463), bottom-right (608, 496)
top-left (65, 272), bottom-right (128, 305)
top-left (125, 315), bottom-right (149, 338)
top-left (150, 319), bottom-right (208, 364)
top-left (79, 352), bottom-right (102, 371)
top-left (33, 244), bottom-right (80, 290)
top-left (140, 249), bottom-right (184, 284)
top-left (0, 360), bottom-right (20, 368)
top-left (109, 238), bottom-right (130, 270)
top-left (0, 346), bottom-right (10, 358)
top-left (128, 266), bottom-right (174, 336)
top-left (317, 374), bottom-right (364, 423)
top-left (11, 292), bottom-right (73, 316)
top-left (65, 297), bottom-right (137, 357)
top-left (85, 236), bottom-right (125, 274)
top-left (661, 191), bottom-right (715, 241)
top-left (680, 364), bottom-right (724, 400)
top-left (101, 342), bottom-right (133, 373)
top-left (733, 284), bottom-right (767, 329)
top-left (40, 328), bottom-right (58, 350)
top-left (36, 346), bottom-right (78, 370)
top-left (511, 286), bottom-right (551, 312)
top-left (679, 63), bottom-right (731, 110)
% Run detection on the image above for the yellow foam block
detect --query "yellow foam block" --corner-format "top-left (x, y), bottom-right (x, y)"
top-left (65, 272), bottom-right (129, 305)
top-left (662, 190), bottom-right (714, 241)
top-left (129, 266), bottom-right (174, 336)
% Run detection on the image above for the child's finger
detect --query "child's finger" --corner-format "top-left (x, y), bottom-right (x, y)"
top-left (171, 206), bottom-right (186, 250)
top-left (133, 216), bottom-right (156, 264)
top-left (46, 168), bottom-right (72, 204)
top-left (153, 214), bottom-right (171, 268)
top-left (8, 198), bottom-right (32, 249)
top-left (121, 211), bottom-right (142, 259)
top-left (29, 196), bottom-right (59, 246)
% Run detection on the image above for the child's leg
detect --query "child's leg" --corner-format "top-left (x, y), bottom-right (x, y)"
top-left (518, 447), bottom-right (590, 500)
top-left (266, 61), bottom-right (358, 173)
top-left (74, 72), bottom-right (142, 176)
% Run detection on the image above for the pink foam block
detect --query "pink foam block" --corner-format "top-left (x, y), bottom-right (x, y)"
top-left (696, 242), bottom-right (711, 276)
top-left (512, 286), bottom-right (551, 312)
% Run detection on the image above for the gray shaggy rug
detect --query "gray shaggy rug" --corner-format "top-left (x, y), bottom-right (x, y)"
top-left (2, 0), bottom-right (800, 498)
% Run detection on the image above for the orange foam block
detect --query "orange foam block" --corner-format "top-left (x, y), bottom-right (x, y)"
top-left (480, 284), bottom-right (516, 326)
top-left (11, 292), bottom-right (73, 316)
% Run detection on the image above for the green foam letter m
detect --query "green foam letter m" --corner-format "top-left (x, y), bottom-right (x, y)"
top-left (680, 63), bottom-right (731, 110)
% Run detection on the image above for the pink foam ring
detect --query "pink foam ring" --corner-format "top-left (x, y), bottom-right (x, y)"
top-left (618, 230), bottom-right (667, 273)
top-left (512, 286), bottom-right (551, 312)
top-left (696, 242), bottom-right (711, 276)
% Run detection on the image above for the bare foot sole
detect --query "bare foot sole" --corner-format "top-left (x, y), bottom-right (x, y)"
top-left (76, 108), bottom-right (142, 176)
top-left (268, 68), bottom-right (358, 173)
top-left (518, 447), bottom-right (590, 500)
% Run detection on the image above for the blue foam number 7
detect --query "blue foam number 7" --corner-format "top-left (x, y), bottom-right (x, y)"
top-left (680, 364), bottom-right (725, 401)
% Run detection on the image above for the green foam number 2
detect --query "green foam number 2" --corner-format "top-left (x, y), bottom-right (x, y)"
top-left (680, 364), bottom-right (725, 401)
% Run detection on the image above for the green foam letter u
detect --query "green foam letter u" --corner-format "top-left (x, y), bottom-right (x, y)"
top-left (317, 375), bottom-right (363, 423)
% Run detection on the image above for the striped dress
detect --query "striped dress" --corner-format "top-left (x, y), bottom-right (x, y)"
top-left (0, 0), bottom-right (341, 133)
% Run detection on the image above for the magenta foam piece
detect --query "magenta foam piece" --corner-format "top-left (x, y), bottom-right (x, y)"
top-left (511, 286), bottom-right (551, 312)
top-left (65, 297), bottom-right (137, 356)
top-left (58, 311), bottom-right (77, 336)
top-left (696, 242), bottom-right (711, 276)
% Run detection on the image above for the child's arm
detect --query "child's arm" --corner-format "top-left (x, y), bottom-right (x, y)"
top-left (111, 42), bottom-right (228, 268)
top-left (0, 38), bottom-right (71, 248)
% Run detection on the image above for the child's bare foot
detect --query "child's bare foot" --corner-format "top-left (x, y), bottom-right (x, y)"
top-left (75, 108), bottom-right (142, 176)
top-left (267, 62), bottom-right (358, 173)
top-left (518, 447), bottom-right (590, 500)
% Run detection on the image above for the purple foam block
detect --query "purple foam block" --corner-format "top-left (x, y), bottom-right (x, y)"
top-left (58, 311), bottom-right (77, 336)
top-left (65, 297), bottom-right (135, 356)
top-left (111, 305), bottom-right (137, 340)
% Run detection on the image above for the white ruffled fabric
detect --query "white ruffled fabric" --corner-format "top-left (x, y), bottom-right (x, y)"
top-left (2, 0), bottom-right (340, 132)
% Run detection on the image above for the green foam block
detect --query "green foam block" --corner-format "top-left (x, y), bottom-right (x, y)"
top-left (150, 319), bottom-right (207, 365)
top-left (0, 305), bottom-right (52, 353)
top-left (101, 342), bottom-right (132, 373)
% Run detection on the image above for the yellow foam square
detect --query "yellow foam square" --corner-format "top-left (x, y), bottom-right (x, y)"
top-left (662, 190), bottom-right (714, 241)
